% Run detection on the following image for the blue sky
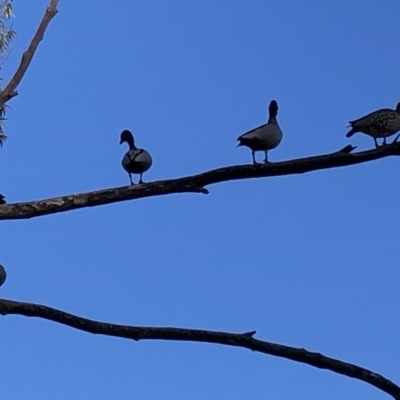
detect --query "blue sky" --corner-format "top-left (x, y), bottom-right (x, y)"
top-left (1, 1), bottom-right (400, 399)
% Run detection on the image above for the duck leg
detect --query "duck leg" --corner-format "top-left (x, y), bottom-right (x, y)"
top-left (128, 173), bottom-right (134, 185)
top-left (264, 150), bottom-right (269, 163)
top-left (252, 151), bottom-right (257, 165)
top-left (139, 173), bottom-right (144, 184)
top-left (383, 137), bottom-right (387, 146)
top-left (373, 138), bottom-right (379, 148)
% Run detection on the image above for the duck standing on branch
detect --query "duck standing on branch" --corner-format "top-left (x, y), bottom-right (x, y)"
top-left (237, 100), bottom-right (283, 164)
top-left (346, 102), bottom-right (400, 148)
top-left (119, 129), bottom-right (152, 185)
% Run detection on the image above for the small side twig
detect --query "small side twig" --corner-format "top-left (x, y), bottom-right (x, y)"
top-left (241, 330), bottom-right (257, 338)
top-left (190, 186), bottom-right (209, 194)
top-left (336, 144), bottom-right (357, 154)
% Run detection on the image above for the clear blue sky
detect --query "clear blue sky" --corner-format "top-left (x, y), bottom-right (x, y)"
top-left (1, 1), bottom-right (400, 399)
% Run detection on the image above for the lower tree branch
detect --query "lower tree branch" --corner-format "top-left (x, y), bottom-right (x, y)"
top-left (0, 298), bottom-right (398, 399)
top-left (0, 0), bottom-right (59, 107)
top-left (1, 142), bottom-right (400, 220)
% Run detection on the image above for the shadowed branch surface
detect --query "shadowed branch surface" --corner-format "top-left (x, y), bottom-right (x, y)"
top-left (0, 0), bottom-right (59, 107)
top-left (0, 297), bottom-right (398, 399)
top-left (1, 142), bottom-right (400, 220)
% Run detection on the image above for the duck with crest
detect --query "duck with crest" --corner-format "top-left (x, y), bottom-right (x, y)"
top-left (237, 100), bottom-right (283, 164)
top-left (346, 102), bottom-right (400, 147)
top-left (119, 129), bottom-right (152, 184)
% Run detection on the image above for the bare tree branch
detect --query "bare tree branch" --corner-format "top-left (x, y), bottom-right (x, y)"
top-left (0, 298), bottom-right (398, 399)
top-left (1, 142), bottom-right (399, 221)
top-left (0, 0), bottom-right (59, 107)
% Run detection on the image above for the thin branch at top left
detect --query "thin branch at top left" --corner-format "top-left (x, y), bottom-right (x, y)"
top-left (0, 0), bottom-right (59, 109)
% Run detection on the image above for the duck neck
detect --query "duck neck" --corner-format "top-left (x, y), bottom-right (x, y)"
top-left (268, 114), bottom-right (278, 125)
top-left (127, 137), bottom-right (137, 150)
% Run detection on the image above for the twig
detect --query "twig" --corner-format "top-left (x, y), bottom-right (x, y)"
top-left (336, 144), bottom-right (357, 154)
top-left (0, 298), bottom-right (398, 399)
top-left (0, 0), bottom-right (59, 106)
top-left (1, 142), bottom-right (400, 221)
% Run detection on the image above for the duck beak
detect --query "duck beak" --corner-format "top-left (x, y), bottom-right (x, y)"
top-left (119, 139), bottom-right (123, 145)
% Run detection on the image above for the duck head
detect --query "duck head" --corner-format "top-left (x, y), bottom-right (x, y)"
top-left (268, 100), bottom-right (279, 116)
top-left (119, 130), bottom-right (136, 148)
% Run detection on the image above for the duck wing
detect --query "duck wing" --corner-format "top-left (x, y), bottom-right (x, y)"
top-left (349, 108), bottom-right (393, 127)
top-left (237, 124), bottom-right (267, 141)
top-left (128, 149), bottom-right (144, 162)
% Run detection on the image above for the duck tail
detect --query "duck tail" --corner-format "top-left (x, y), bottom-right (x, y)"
top-left (346, 128), bottom-right (357, 138)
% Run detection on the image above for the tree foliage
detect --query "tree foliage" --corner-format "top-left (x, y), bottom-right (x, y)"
top-left (0, 0), bottom-right (15, 146)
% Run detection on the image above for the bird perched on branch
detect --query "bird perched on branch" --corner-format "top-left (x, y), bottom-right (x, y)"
top-left (119, 129), bottom-right (152, 185)
top-left (0, 193), bottom-right (6, 204)
top-left (346, 102), bottom-right (400, 147)
top-left (237, 100), bottom-right (283, 164)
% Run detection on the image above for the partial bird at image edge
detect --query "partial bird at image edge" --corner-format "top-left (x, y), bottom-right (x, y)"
top-left (346, 102), bottom-right (400, 148)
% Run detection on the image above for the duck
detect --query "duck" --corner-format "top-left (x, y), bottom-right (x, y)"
top-left (237, 100), bottom-right (283, 164)
top-left (119, 129), bottom-right (152, 185)
top-left (346, 102), bottom-right (400, 147)
top-left (0, 264), bottom-right (6, 286)
top-left (0, 193), bottom-right (5, 204)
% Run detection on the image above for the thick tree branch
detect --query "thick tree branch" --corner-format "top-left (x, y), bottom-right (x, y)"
top-left (0, 0), bottom-right (59, 107)
top-left (0, 142), bottom-right (399, 220)
top-left (0, 298), bottom-right (398, 399)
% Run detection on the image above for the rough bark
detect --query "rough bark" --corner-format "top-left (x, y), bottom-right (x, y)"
top-left (0, 142), bottom-right (399, 221)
